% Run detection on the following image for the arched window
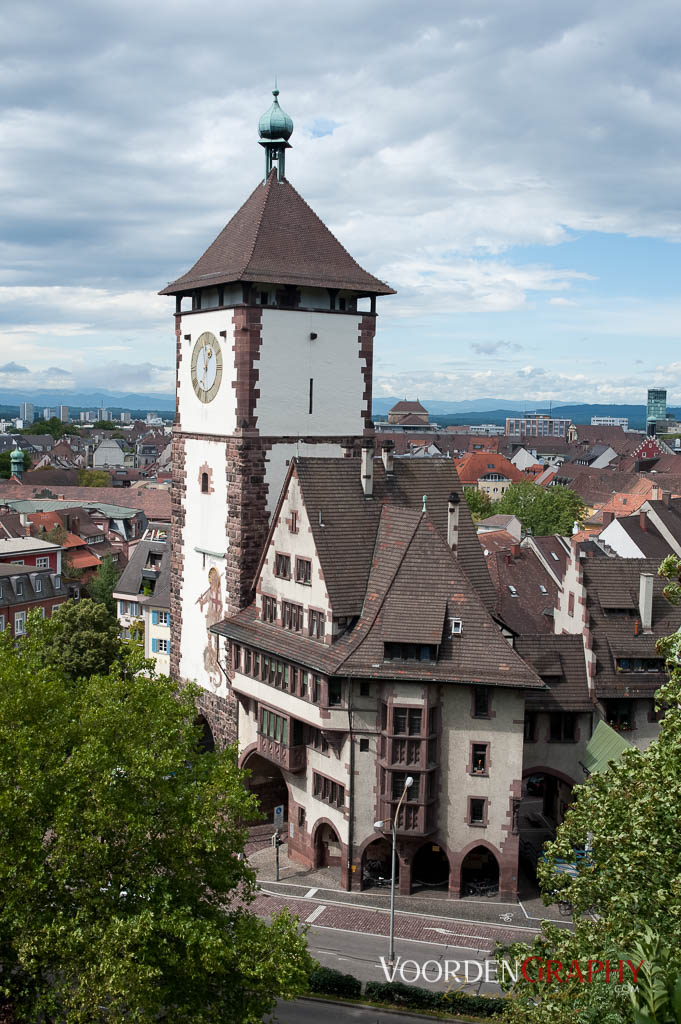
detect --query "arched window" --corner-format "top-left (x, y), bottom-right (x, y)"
top-left (201, 472), bottom-right (209, 493)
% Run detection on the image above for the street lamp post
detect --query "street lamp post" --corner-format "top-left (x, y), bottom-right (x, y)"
top-left (374, 775), bottom-right (413, 970)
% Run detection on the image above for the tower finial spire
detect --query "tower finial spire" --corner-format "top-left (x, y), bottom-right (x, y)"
top-left (258, 84), bottom-right (293, 182)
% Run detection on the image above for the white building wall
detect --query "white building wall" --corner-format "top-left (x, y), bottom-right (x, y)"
top-left (177, 310), bottom-right (239, 437)
top-left (598, 518), bottom-right (645, 558)
top-left (255, 309), bottom-right (365, 437)
top-left (265, 441), bottom-right (345, 517)
top-left (179, 437), bottom-right (229, 696)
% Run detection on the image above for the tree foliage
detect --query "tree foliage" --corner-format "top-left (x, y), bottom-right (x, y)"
top-left (77, 469), bottom-right (112, 486)
top-left (87, 554), bottom-right (120, 615)
top-left (500, 555), bottom-right (681, 1024)
top-left (495, 480), bottom-right (586, 536)
top-left (464, 488), bottom-right (495, 522)
top-left (0, 611), bottom-right (313, 1022)
top-left (40, 599), bottom-right (123, 680)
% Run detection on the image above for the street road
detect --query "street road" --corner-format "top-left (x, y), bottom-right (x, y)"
top-left (272, 996), bottom-right (460, 1023)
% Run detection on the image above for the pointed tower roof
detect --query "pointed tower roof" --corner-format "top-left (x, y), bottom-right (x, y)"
top-left (160, 168), bottom-right (395, 296)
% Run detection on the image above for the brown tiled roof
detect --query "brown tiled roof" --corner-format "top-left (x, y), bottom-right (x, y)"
top-left (393, 413), bottom-right (430, 425)
top-left (581, 558), bottom-right (681, 698)
top-left (571, 424), bottom-right (629, 449)
top-left (515, 635), bottom-right (592, 711)
top-left (455, 452), bottom-right (526, 486)
top-left (389, 400), bottom-right (428, 414)
top-left (478, 514), bottom-right (519, 529)
top-left (486, 546), bottom-right (558, 635)
top-left (614, 517), bottom-right (673, 559)
top-left (478, 530), bottom-right (515, 555)
top-left (294, 455), bottom-right (496, 615)
top-left (552, 465), bottom-right (654, 506)
top-left (0, 483), bottom-right (171, 521)
top-left (160, 169), bottom-right (395, 296)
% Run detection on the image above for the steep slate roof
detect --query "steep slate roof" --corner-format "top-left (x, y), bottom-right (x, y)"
top-left (114, 539), bottom-right (170, 609)
top-left (581, 558), bottom-right (681, 698)
top-left (293, 455), bottom-right (496, 615)
top-left (614, 517), bottom-right (674, 559)
top-left (515, 635), bottom-right (592, 711)
top-left (389, 400), bottom-right (428, 414)
top-left (217, 506), bottom-right (543, 691)
top-left (478, 529), bottom-right (515, 555)
top-left (485, 545), bottom-right (558, 635)
top-left (160, 169), bottom-right (394, 296)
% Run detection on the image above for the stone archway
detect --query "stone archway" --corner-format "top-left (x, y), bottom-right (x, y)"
top-left (519, 767), bottom-right (576, 877)
top-left (412, 841), bottom-right (450, 892)
top-left (195, 715), bottom-right (215, 753)
top-left (240, 750), bottom-right (288, 824)
top-left (313, 821), bottom-right (342, 869)
top-left (460, 845), bottom-right (500, 894)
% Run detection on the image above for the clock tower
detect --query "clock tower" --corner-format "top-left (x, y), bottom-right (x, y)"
top-left (162, 90), bottom-right (394, 745)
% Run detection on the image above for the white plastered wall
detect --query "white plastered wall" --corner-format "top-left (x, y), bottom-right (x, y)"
top-left (255, 309), bottom-right (365, 437)
top-left (265, 442), bottom-right (345, 517)
top-left (179, 437), bottom-right (229, 697)
top-left (178, 310), bottom-right (238, 437)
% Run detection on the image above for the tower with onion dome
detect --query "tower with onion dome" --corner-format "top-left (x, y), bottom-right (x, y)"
top-left (162, 89), bottom-right (394, 745)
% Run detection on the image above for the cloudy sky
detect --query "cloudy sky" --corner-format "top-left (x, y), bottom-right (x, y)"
top-left (1, 0), bottom-right (680, 405)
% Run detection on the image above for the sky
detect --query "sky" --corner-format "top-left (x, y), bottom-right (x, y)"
top-left (1, 0), bottom-right (680, 406)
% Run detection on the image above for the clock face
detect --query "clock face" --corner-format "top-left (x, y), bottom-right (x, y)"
top-left (191, 332), bottom-right (223, 403)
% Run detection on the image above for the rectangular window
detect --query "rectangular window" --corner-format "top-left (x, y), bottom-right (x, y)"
top-left (157, 639), bottom-right (169, 654)
top-left (119, 600), bottom-right (128, 616)
top-left (384, 642), bottom-right (436, 662)
top-left (16, 581), bottom-right (24, 597)
top-left (0, 615), bottom-right (4, 631)
top-left (282, 600), bottom-right (303, 632)
top-left (129, 602), bottom-right (139, 616)
top-left (35, 579), bottom-right (42, 593)
top-left (260, 709), bottom-right (288, 746)
top-left (328, 679), bottom-right (342, 707)
top-left (313, 675), bottom-right (322, 704)
top-left (313, 772), bottom-right (344, 808)
top-left (549, 713), bottom-right (576, 742)
top-left (233, 644), bottom-right (241, 670)
top-left (391, 772), bottom-right (419, 801)
top-left (469, 798), bottom-right (486, 824)
top-left (473, 687), bottom-right (490, 718)
top-left (290, 510), bottom-right (298, 533)
top-left (253, 651), bottom-right (260, 677)
top-left (295, 557), bottom-right (312, 585)
top-left (36, 557), bottom-right (49, 569)
top-left (158, 611), bottom-right (170, 626)
top-left (262, 595), bottom-right (277, 623)
top-left (275, 553), bottom-right (291, 579)
top-left (604, 701), bottom-right (633, 732)
top-left (393, 708), bottom-right (422, 735)
top-left (471, 743), bottom-right (488, 775)
top-left (309, 609), bottom-right (325, 638)
top-left (54, 576), bottom-right (61, 590)
top-left (300, 671), bottom-right (308, 699)
top-left (309, 377), bottom-right (314, 415)
top-left (360, 681), bottom-right (370, 697)
top-left (14, 611), bottom-right (27, 636)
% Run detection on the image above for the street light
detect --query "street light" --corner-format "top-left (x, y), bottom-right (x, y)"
top-left (374, 774), bottom-right (413, 969)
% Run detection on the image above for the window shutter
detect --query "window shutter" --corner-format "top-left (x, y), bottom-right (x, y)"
top-left (152, 638), bottom-right (158, 653)
top-left (152, 610), bottom-right (158, 626)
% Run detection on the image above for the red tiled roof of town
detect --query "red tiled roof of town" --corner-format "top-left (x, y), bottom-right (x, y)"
top-left (393, 413), bottom-right (430, 425)
top-left (0, 483), bottom-right (171, 520)
top-left (477, 529), bottom-right (515, 555)
top-left (160, 168), bottom-right (395, 297)
top-left (455, 452), bottom-right (526, 486)
top-left (69, 548), bottom-right (102, 570)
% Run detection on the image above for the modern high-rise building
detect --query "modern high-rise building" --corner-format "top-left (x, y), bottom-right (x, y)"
top-left (591, 416), bottom-right (628, 429)
top-left (647, 388), bottom-right (667, 435)
top-left (119, 411), bottom-right (131, 424)
top-left (19, 402), bottom-right (34, 424)
top-left (57, 405), bottom-right (69, 423)
top-left (505, 414), bottom-right (571, 437)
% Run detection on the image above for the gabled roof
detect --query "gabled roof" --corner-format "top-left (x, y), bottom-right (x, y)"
top-left (114, 539), bottom-right (170, 608)
top-left (160, 169), bottom-right (394, 297)
top-left (389, 400), bottom-right (428, 414)
top-left (291, 455), bottom-right (496, 615)
top-left (485, 544), bottom-right (558, 635)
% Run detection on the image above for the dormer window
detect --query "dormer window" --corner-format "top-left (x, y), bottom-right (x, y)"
top-left (449, 617), bottom-right (463, 636)
top-left (16, 580), bottom-right (23, 597)
top-left (35, 579), bottom-right (42, 593)
top-left (384, 642), bottom-right (437, 662)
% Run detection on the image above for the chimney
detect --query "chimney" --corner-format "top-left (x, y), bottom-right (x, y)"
top-left (361, 438), bottom-right (374, 498)
top-left (639, 573), bottom-right (654, 632)
top-left (639, 510), bottom-right (647, 532)
top-left (511, 542), bottom-right (521, 559)
top-left (381, 439), bottom-right (395, 475)
top-left (447, 491), bottom-right (460, 551)
top-left (602, 510), bottom-right (614, 526)
top-left (652, 486), bottom-right (662, 501)
top-left (341, 438), bottom-right (354, 459)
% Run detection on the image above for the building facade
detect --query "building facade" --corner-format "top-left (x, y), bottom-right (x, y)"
top-left (505, 415), bottom-right (571, 437)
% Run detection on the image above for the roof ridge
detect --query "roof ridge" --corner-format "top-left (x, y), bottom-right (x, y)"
top-left (242, 169), bottom-right (277, 276)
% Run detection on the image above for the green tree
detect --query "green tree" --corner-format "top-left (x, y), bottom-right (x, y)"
top-left (0, 612), bottom-right (313, 1022)
top-left (464, 487), bottom-right (495, 522)
top-left (20, 416), bottom-right (67, 439)
top-left (41, 599), bottom-right (123, 680)
top-left (0, 449), bottom-right (31, 478)
top-left (88, 554), bottom-right (121, 615)
top-left (495, 480), bottom-right (585, 536)
top-left (500, 555), bottom-right (681, 1024)
top-left (77, 469), bottom-right (112, 486)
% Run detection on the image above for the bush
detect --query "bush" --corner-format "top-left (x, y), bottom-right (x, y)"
top-left (364, 980), bottom-right (506, 1017)
top-left (308, 966), bottom-right (362, 999)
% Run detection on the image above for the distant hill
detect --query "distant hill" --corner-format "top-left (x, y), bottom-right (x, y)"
top-left (372, 397), bottom-right (573, 416)
top-left (0, 387), bottom-right (175, 416)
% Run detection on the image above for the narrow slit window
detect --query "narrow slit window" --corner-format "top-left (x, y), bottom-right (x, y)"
top-left (309, 377), bottom-right (313, 414)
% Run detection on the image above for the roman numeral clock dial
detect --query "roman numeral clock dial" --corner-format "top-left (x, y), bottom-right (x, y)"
top-left (190, 332), bottom-right (223, 403)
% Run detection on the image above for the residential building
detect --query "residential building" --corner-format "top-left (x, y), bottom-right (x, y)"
top-left (114, 539), bottom-right (170, 669)
top-left (386, 400), bottom-right (429, 427)
top-left (476, 513), bottom-right (522, 541)
top-left (0, 536), bottom-right (62, 572)
top-left (19, 402), bottom-right (34, 424)
top-left (591, 416), bottom-right (629, 429)
top-left (0, 563), bottom-right (69, 637)
top-left (505, 414), bottom-right (571, 438)
top-left (213, 453), bottom-right (542, 897)
top-left (92, 437), bottom-right (126, 468)
top-left (455, 452), bottom-right (526, 498)
top-left (598, 498), bottom-right (681, 560)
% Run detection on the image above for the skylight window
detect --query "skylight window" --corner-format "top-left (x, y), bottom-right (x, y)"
top-left (539, 585), bottom-right (548, 594)
top-left (551, 552), bottom-right (559, 561)
top-left (508, 585), bottom-right (518, 597)
top-left (449, 617), bottom-right (463, 636)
